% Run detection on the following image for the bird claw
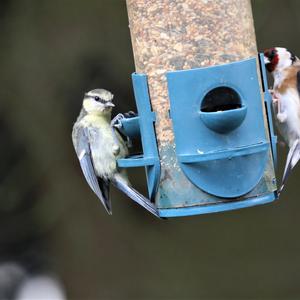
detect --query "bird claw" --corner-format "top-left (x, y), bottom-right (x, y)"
top-left (277, 112), bottom-right (287, 123)
top-left (111, 113), bottom-right (125, 129)
top-left (126, 137), bottom-right (133, 148)
top-left (124, 111), bottom-right (137, 118)
top-left (111, 112), bottom-right (136, 148)
top-left (111, 111), bottom-right (138, 128)
top-left (269, 89), bottom-right (279, 102)
top-left (112, 145), bottom-right (120, 156)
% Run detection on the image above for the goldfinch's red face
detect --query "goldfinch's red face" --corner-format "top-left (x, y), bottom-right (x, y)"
top-left (264, 48), bottom-right (279, 72)
top-left (264, 47), bottom-right (296, 73)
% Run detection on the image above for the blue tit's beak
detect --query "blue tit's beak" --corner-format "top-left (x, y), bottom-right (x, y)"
top-left (105, 101), bottom-right (115, 107)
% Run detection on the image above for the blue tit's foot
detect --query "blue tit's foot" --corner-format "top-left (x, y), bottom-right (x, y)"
top-left (124, 111), bottom-right (137, 118)
top-left (111, 113), bottom-right (125, 129)
top-left (112, 144), bottom-right (120, 156)
top-left (126, 137), bottom-right (133, 148)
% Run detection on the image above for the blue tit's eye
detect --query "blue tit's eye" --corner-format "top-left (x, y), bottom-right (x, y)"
top-left (94, 96), bottom-right (100, 101)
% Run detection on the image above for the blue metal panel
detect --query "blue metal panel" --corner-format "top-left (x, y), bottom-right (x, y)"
top-left (258, 53), bottom-right (278, 167)
top-left (118, 116), bottom-right (141, 139)
top-left (199, 105), bottom-right (247, 134)
top-left (158, 192), bottom-right (277, 218)
top-left (117, 55), bottom-right (277, 217)
top-left (117, 155), bottom-right (157, 168)
top-left (167, 57), bottom-right (270, 198)
top-left (117, 74), bottom-right (160, 200)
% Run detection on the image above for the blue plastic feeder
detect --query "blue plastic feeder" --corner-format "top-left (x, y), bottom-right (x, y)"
top-left (117, 54), bottom-right (278, 217)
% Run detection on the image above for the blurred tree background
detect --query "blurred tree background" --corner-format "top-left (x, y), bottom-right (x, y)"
top-left (0, 0), bottom-right (300, 299)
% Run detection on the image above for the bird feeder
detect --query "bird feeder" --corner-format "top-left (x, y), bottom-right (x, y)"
top-left (117, 0), bottom-right (278, 217)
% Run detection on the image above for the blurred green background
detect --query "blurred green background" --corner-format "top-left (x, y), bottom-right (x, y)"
top-left (0, 0), bottom-right (300, 299)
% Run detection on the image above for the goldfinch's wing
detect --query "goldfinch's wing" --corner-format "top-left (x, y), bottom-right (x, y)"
top-left (279, 139), bottom-right (300, 195)
top-left (297, 71), bottom-right (300, 95)
top-left (279, 72), bottom-right (300, 194)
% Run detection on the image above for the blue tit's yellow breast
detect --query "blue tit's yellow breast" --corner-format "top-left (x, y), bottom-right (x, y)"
top-left (81, 114), bottom-right (128, 178)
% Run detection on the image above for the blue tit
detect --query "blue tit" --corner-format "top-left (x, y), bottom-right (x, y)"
top-left (72, 89), bottom-right (159, 217)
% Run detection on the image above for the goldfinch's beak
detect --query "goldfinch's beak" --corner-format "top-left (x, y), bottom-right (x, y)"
top-left (264, 56), bottom-right (270, 64)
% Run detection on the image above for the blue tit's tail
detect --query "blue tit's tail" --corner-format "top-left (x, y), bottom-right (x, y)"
top-left (111, 174), bottom-right (160, 218)
top-left (279, 139), bottom-right (300, 195)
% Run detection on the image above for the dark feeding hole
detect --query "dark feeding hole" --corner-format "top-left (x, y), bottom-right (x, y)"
top-left (201, 87), bottom-right (242, 113)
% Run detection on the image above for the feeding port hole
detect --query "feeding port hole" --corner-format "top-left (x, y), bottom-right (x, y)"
top-left (201, 87), bottom-right (242, 113)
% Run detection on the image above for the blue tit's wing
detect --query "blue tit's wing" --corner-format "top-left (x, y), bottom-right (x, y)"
top-left (72, 123), bottom-right (111, 214)
top-left (279, 139), bottom-right (300, 195)
top-left (79, 149), bottom-right (111, 214)
top-left (111, 174), bottom-right (160, 218)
